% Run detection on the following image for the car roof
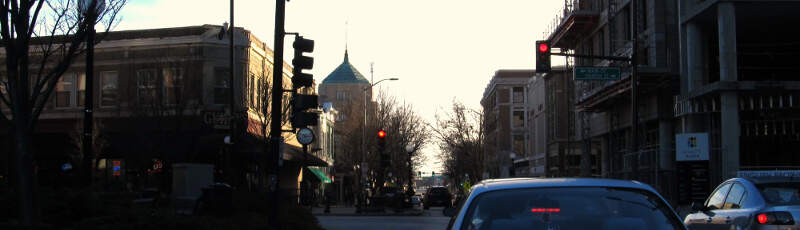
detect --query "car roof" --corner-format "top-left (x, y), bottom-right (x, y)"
top-left (471, 178), bottom-right (657, 194)
top-left (731, 177), bottom-right (800, 185)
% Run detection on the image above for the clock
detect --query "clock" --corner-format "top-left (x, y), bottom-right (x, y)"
top-left (296, 128), bottom-right (315, 145)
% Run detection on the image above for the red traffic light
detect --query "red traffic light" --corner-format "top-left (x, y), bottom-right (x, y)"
top-left (378, 130), bottom-right (386, 139)
top-left (538, 43), bottom-right (549, 53)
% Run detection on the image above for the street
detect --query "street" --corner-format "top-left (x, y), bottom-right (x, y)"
top-left (317, 207), bottom-right (452, 230)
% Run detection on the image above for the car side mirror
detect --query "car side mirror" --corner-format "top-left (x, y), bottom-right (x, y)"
top-left (690, 202), bottom-right (708, 212)
top-left (443, 207), bottom-right (458, 217)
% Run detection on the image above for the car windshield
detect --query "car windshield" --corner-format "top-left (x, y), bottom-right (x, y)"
top-left (757, 182), bottom-right (800, 205)
top-left (461, 187), bottom-right (683, 230)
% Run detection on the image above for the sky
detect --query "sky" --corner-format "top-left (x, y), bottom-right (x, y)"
top-left (116, 0), bottom-right (565, 173)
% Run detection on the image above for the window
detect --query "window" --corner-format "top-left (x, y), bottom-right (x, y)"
top-left (706, 183), bottom-right (732, 210)
top-left (214, 67), bottom-right (230, 105)
top-left (512, 87), bottom-right (524, 103)
top-left (513, 134), bottom-right (525, 157)
top-left (0, 75), bottom-right (6, 97)
top-left (100, 71), bottom-right (118, 106)
top-left (77, 73), bottom-right (86, 106)
top-left (513, 111), bottom-right (524, 128)
top-left (757, 182), bottom-right (800, 205)
top-left (56, 73), bottom-right (75, 107)
top-left (163, 68), bottom-right (183, 104)
top-left (137, 69), bottom-right (158, 105)
top-left (723, 183), bottom-right (746, 209)
top-left (462, 188), bottom-right (685, 230)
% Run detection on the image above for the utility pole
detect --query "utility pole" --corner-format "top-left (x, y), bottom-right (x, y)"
top-left (630, 0), bottom-right (640, 180)
top-left (270, 0), bottom-right (286, 228)
top-left (227, 0), bottom-right (235, 184)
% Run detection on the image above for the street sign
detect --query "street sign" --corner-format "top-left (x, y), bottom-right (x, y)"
top-left (676, 133), bottom-right (710, 161)
top-left (573, 66), bottom-right (621, 81)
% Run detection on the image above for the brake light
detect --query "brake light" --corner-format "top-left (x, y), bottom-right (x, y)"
top-left (756, 212), bottom-right (795, 225)
top-left (757, 214), bottom-right (768, 224)
top-left (531, 208), bottom-right (560, 212)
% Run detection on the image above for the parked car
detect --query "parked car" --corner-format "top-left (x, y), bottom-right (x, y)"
top-left (444, 178), bottom-right (686, 230)
top-left (410, 195), bottom-right (422, 207)
top-left (423, 186), bottom-right (452, 209)
top-left (684, 171), bottom-right (800, 230)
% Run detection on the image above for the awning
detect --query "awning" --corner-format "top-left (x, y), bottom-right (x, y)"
top-left (307, 167), bottom-right (332, 184)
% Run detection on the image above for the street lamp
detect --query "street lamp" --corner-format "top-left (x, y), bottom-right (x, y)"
top-left (358, 77), bottom-right (398, 212)
top-left (79, 0), bottom-right (104, 187)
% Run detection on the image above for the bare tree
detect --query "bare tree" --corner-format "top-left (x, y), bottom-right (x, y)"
top-left (0, 0), bottom-right (126, 225)
top-left (432, 100), bottom-right (485, 192)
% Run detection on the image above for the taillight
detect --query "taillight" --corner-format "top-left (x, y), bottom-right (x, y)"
top-left (756, 212), bottom-right (795, 225)
top-left (531, 208), bottom-right (560, 213)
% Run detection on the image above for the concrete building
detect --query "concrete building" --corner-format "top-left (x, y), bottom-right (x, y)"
top-left (676, 0), bottom-right (800, 204)
top-left (0, 25), bottom-right (332, 201)
top-left (544, 0), bottom-right (681, 201)
top-left (481, 70), bottom-right (535, 178)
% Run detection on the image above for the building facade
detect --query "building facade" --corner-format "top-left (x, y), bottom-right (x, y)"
top-left (544, 0), bottom-right (681, 200)
top-left (481, 70), bottom-right (535, 178)
top-left (0, 25), bottom-right (332, 201)
top-left (676, 0), bottom-right (800, 203)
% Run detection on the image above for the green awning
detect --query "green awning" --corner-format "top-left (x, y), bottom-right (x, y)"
top-left (308, 167), bottom-right (332, 183)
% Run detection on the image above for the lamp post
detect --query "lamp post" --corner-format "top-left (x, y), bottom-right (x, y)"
top-left (358, 77), bottom-right (398, 212)
top-left (79, 0), bottom-right (104, 187)
top-left (405, 144), bottom-right (417, 196)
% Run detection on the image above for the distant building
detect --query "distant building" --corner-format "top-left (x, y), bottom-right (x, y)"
top-left (481, 70), bottom-right (535, 178)
top-left (317, 51), bottom-right (371, 123)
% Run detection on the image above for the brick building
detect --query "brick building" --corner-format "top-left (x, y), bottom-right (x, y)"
top-left (0, 25), bottom-right (331, 200)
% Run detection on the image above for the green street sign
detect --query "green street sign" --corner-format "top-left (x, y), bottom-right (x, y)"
top-left (573, 67), bottom-right (621, 81)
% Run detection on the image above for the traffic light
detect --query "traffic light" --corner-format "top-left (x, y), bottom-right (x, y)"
top-left (290, 94), bottom-right (319, 128)
top-left (535, 40), bottom-right (551, 73)
top-left (378, 130), bottom-right (390, 167)
top-left (289, 35), bottom-right (318, 128)
top-left (432, 171), bottom-right (435, 177)
top-left (418, 171), bottom-right (422, 177)
top-left (292, 36), bottom-right (314, 89)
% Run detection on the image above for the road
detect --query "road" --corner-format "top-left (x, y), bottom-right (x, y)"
top-left (318, 207), bottom-right (452, 230)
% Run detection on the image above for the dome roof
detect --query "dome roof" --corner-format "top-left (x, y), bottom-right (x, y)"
top-left (321, 51), bottom-right (369, 84)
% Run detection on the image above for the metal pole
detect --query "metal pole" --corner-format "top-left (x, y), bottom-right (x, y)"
top-left (83, 5), bottom-right (96, 187)
top-left (360, 86), bottom-right (366, 213)
top-left (227, 0), bottom-right (235, 184)
top-left (270, 0), bottom-right (286, 228)
top-left (630, 0), bottom-right (640, 180)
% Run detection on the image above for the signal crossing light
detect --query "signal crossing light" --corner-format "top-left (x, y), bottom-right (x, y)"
top-left (378, 130), bottom-right (390, 167)
top-left (418, 171), bottom-right (422, 177)
top-left (432, 171), bottom-right (435, 176)
top-left (536, 40), bottom-right (551, 73)
top-left (290, 94), bottom-right (319, 128)
top-left (292, 36), bottom-right (314, 89)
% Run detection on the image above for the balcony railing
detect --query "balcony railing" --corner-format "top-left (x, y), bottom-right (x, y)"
top-left (543, 0), bottom-right (601, 48)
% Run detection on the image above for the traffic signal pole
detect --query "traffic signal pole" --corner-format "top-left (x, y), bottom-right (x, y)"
top-left (270, 0), bottom-right (285, 228)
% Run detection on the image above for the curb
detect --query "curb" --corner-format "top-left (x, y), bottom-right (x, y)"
top-left (313, 210), bottom-right (424, 217)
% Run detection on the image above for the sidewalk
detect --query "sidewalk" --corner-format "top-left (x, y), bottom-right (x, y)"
top-left (311, 205), bottom-right (424, 216)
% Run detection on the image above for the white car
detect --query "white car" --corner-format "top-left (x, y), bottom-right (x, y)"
top-left (444, 178), bottom-right (687, 230)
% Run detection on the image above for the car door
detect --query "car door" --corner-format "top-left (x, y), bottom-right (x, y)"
top-left (714, 183), bottom-right (749, 230)
top-left (686, 183), bottom-right (732, 230)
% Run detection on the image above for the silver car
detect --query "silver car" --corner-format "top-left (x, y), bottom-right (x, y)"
top-left (684, 174), bottom-right (800, 230)
top-left (445, 178), bottom-right (686, 230)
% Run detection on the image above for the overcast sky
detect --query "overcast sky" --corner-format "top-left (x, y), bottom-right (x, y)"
top-left (117, 0), bottom-right (565, 173)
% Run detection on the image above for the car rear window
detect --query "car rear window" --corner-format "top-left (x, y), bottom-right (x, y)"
top-left (461, 187), bottom-right (684, 230)
top-left (757, 182), bottom-right (800, 205)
